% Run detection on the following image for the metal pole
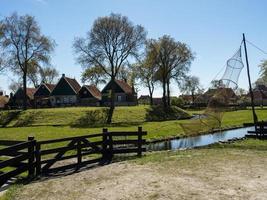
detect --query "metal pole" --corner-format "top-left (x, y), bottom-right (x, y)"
top-left (243, 33), bottom-right (258, 128)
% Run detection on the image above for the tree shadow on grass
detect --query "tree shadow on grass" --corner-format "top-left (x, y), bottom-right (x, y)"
top-left (145, 105), bottom-right (191, 122)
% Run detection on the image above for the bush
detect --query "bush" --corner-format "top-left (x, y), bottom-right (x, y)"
top-left (171, 97), bottom-right (185, 108)
top-left (72, 108), bottom-right (109, 127)
top-left (145, 105), bottom-right (191, 121)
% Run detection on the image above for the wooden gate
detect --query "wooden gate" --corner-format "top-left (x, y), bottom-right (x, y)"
top-left (0, 127), bottom-right (147, 186)
top-left (0, 137), bottom-right (35, 187)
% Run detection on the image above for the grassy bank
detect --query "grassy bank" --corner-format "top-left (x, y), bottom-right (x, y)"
top-left (0, 107), bottom-right (267, 142)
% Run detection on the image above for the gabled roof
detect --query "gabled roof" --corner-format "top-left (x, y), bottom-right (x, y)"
top-left (26, 88), bottom-right (37, 99)
top-left (50, 75), bottom-right (81, 96)
top-left (64, 77), bottom-right (81, 94)
top-left (115, 80), bottom-right (133, 94)
top-left (44, 83), bottom-right (56, 92)
top-left (34, 83), bottom-right (56, 97)
top-left (82, 85), bottom-right (102, 100)
top-left (102, 79), bottom-right (134, 94)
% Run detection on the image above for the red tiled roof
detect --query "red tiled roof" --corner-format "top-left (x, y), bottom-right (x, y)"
top-left (115, 80), bottom-right (133, 94)
top-left (84, 85), bottom-right (102, 100)
top-left (44, 83), bottom-right (56, 92)
top-left (26, 88), bottom-right (37, 99)
top-left (65, 77), bottom-right (81, 94)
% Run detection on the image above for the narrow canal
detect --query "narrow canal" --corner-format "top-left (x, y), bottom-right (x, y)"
top-left (147, 126), bottom-right (253, 151)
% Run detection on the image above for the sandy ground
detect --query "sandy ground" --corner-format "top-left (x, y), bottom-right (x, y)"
top-left (13, 149), bottom-right (267, 200)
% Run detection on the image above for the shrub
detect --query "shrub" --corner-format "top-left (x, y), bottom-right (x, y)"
top-left (171, 97), bottom-right (185, 107)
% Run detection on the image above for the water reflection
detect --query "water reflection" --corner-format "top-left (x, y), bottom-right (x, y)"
top-left (147, 127), bottom-right (253, 151)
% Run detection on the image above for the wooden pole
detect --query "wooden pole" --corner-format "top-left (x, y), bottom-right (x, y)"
top-left (28, 136), bottom-right (35, 178)
top-left (137, 127), bottom-right (142, 157)
top-left (243, 33), bottom-right (258, 130)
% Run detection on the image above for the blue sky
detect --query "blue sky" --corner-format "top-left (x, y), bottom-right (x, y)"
top-left (1, 0), bottom-right (267, 97)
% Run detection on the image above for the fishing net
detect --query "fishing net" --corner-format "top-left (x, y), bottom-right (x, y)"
top-left (180, 47), bottom-right (244, 135)
top-left (220, 48), bottom-right (244, 89)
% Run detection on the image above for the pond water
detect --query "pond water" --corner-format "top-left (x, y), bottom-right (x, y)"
top-left (147, 126), bottom-right (253, 151)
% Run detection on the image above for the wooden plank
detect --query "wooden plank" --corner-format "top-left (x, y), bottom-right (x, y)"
top-left (41, 140), bottom-right (77, 171)
top-left (0, 153), bottom-right (30, 169)
top-left (112, 139), bottom-right (146, 145)
top-left (0, 163), bottom-right (30, 186)
top-left (0, 141), bottom-right (33, 156)
top-left (0, 140), bottom-right (25, 146)
top-left (40, 144), bottom-right (78, 155)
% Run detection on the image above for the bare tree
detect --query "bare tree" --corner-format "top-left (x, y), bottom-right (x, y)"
top-left (9, 80), bottom-right (22, 93)
top-left (147, 35), bottom-right (194, 108)
top-left (0, 13), bottom-right (55, 109)
top-left (136, 50), bottom-right (157, 105)
top-left (180, 75), bottom-right (200, 104)
top-left (81, 66), bottom-right (107, 86)
top-left (74, 13), bottom-right (146, 123)
top-left (39, 66), bottom-right (59, 84)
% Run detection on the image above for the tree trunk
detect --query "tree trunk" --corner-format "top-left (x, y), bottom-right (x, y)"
top-left (107, 77), bottom-right (115, 124)
top-left (191, 91), bottom-right (195, 104)
top-left (148, 85), bottom-right (153, 106)
top-left (23, 72), bottom-right (27, 110)
top-left (167, 79), bottom-right (171, 107)
top-left (162, 78), bottom-right (167, 109)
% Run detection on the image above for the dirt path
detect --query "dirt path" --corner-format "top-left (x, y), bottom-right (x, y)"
top-left (14, 149), bottom-right (267, 200)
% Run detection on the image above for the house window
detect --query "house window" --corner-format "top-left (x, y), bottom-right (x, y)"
top-left (69, 97), bottom-right (73, 103)
top-left (63, 97), bottom-right (68, 103)
top-left (117, 95), bottom-right (122, 102)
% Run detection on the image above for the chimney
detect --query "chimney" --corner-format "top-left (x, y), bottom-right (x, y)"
top-left (62, 73), bottom-right (65, 78)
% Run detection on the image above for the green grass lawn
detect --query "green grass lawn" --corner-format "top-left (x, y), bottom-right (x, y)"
top-left (0, 106), bottom-right (267, 142)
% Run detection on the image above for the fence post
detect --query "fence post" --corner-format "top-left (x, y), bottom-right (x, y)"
top-left (108, 132), bottom-right (113, 161)
top-left (77, 139), bottom-right (82, 169)
top-left (102, 128), bottom-right (108, 162)
top-left (35, 142), bottom-right (41, 176)
top-left (137, 127), bottom-right (142, 157)
top-left (28, 136), bottom-right (35, 179)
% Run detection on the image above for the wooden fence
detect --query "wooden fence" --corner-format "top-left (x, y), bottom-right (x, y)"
top-left (0, 127), bottom-right (147, 187)
top-left (247, 121), bottom-right (267, 139)
top-left (0, 137), bottom-right (36, 186)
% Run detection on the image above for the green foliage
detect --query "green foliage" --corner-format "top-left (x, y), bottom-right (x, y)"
top-left (145, 105), bottom-right (191, 121)
top-left (72, 108), bottom-right (109, 127)
top-left (171, 97), bottom-right (185, 107)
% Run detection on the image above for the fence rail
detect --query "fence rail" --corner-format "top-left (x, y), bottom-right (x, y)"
top-left (0, 127), bottom-right (146, 187)
top-left (0, 137), bottom-right (36, 187)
